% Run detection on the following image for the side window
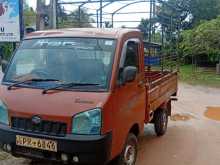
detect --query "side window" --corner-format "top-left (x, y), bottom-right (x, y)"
top-left (124, 41), bottom-right (139, 70)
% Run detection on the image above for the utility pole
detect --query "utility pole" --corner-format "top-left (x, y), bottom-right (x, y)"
top-left (50, 0), bottom-right (57, 29)
top-left (96, 10), bottom-right (99, 28)
top-left (149, 0), bottom-right (153, 43)
top-left (100, 0), bottom-right (103, 28)
top-left (111, 14), bottom-right (114, 28)
top-left (36, 0), bottom-right (46, 30)
top-left (152, 0), bottom-right (156, 42)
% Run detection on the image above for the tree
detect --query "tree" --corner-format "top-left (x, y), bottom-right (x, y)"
top-left (104, 21), bottom-right (112, 28)
top-left (157, 0), bottom-right (190, 29)
top-left (23, 0), bottom-right (36, 27)
top-left (71, 8), bottom-right (94, 27)
top-left (179, 16), bottom-right (220, 65)
top-left (138, 18), bottom-right (151, 40)
top-left (0, 43), bottom-right (13, 60)
top-left (24, 6), bottom-right (36, 27)
top-left (178, 29), bottom-right (194, 63)
top-left (158, 0), bottom-right (220, 29)
top-left (58, 8), bottom-right (94, 28)
top-left (188, 0), bottom-right (220, 27)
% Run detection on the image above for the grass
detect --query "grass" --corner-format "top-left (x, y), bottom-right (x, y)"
top-left (179, 65), bottom-right (220, 88)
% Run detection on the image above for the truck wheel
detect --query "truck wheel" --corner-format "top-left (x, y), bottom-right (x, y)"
top-left (154, 109), bottom-right (168, 136)
top-left (114, 133), bottom-right (138, 165)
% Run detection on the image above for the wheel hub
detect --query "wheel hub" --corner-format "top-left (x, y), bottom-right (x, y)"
top-left (124, 144), bottom-right (135, 165)
top-left (162, 112), bottom-right (167, 128)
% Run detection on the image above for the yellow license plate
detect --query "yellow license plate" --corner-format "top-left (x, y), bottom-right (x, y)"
top-left (16, 135), bottom-right (57, 152)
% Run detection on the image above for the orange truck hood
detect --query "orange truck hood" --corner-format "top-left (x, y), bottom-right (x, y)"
top-left (0, 86), bottom-right (110, 131)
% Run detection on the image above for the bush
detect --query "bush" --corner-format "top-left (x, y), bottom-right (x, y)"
top-left (179, 16), bottom-right (220, 65)
top-left (1, 43), bottom-right (14, 60)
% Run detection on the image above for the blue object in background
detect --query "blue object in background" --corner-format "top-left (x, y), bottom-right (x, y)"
top-left (144, 56), bottom-right (160, 66)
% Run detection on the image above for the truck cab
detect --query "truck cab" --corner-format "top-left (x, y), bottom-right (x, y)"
top-left (0, 28), bottom-right (177, 165)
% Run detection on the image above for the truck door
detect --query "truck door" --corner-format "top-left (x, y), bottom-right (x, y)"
top-left (112, 38), bottom-right (146, 155)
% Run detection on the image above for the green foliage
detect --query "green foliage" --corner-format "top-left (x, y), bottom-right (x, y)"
top-left (138, 18), bottom-right (162, 43)
top-left (179, 16), bottom-right (220, 64)
top-left (158, 0), bottom-right (220, 29)
top-left (23, 0), bottom-right (36, 26)
top-left (23, 7), bottom-right (36, 26)
top-left (180, 65), bottom-right (220, 87)
top-left (154, 32), bottom-right (162, 43)
top-left (189, 0), bottom-right (220, 27)
top-left (138, 18), bottom-right (151, 40)
top-left (0, 43), bottom-right (13, 60)
top-left (179, 29), bottom-right (194, 57)
top-left (58, 8), bottom-right (94, 28)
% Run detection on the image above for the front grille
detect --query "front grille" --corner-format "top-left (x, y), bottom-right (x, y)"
top-left (11, 117), bottom-right (67, 136)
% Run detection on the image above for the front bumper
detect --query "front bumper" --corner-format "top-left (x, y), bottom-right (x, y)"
top-left (0, 124), bottom-right (112, 164)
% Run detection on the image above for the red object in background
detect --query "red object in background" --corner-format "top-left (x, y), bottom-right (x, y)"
top-left (0, 3), bottom-right (5, 16)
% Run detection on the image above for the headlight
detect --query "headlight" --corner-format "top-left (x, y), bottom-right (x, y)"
top-left (0, 100), bottom-right (9, 125)
top-left (72, 108), bottom-right (101, 135)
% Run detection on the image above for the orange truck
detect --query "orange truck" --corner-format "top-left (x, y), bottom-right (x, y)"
top-left (0, 28), bottom-right (177, 165)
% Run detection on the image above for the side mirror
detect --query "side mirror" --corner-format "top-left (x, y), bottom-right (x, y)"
top-left (122, 66), bottom-right (137, 84)
top-left (1, 60), bottom-right (8, 73)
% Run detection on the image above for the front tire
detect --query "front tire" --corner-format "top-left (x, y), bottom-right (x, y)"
top-left (115, 133), bottom-right (138, 165)
top-left (154, 109), bottom-right (168, 136)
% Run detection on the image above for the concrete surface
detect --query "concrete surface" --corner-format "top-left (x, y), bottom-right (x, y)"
top-left (137, 83), bottom-right (220, 165)
top-left (0, 83), bottom-right (220, 165)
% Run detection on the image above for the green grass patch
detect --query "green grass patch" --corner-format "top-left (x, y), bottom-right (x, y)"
top-left (179, 65), bottom-right (220, 88)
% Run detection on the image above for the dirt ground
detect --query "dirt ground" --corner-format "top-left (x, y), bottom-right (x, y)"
top-left (0, 83), bottom-right (220, 165)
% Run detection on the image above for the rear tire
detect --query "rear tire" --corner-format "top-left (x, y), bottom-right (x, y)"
top-left (114, 133), bottom-right (138, 165)
top-left (154, 109), bottom-right (168, 136)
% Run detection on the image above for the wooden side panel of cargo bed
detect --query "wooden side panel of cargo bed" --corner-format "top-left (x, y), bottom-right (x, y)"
top-left (146, 73), bottom-right (178, 113)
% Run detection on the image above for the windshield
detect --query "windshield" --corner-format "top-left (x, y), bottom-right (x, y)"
top-left (4, 38), bottom-right (116, 90)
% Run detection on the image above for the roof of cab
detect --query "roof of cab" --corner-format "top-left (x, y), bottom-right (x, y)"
top-left (25, 28), bottom-right (141, 39)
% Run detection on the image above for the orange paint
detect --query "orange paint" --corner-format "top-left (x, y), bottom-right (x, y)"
top-left (0, 28), bottom-right (178, 163)
top-left (170, 113), bottom-right (194, 121)
top-left (205, 107), bottom-right (220, 121)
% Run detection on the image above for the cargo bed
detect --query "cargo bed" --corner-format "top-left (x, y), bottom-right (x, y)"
top-left (144, 70), bottom-right (178, 122)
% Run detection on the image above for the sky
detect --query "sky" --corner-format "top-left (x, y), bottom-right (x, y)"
top-left (26, 0), bottom-right (151, 28)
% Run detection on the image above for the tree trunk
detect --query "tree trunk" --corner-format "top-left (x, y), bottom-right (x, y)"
top-left (217, 63), bottom-right (220, 75)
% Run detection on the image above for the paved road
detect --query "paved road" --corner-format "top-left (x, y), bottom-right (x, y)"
top-left (137, 83), bottom-right (220, 165)
top-left (0, 83), bottom-right (220, 165)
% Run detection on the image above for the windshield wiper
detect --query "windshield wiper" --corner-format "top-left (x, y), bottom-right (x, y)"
top-left (7, 78), bottom-right (60, 90)
top-left (42, 82), bottom-right (100, 94)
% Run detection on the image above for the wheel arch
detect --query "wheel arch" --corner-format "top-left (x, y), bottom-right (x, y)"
top-left (129, 123), bottom-right (140, 137)
top-left (159, 99), bottom-right (171, 116)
